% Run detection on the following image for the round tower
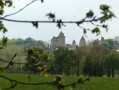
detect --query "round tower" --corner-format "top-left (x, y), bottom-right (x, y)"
top-left (72, 40), bottom-right (76, 50)
top-left (79, 36), bottom-right (86, 47)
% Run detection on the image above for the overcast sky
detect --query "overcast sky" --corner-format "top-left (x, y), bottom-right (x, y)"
top-left (1, 0), bottom-right (119, 44)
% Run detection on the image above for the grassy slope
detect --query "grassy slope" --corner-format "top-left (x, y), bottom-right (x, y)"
top-left (0, 74), bottom-right (119, 90)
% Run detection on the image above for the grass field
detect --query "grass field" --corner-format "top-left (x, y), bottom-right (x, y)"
top-left (0, 74), bottom-right (119, 90)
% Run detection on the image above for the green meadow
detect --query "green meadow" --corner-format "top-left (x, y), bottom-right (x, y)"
top-left (0, 74), bottom-right (119, 90)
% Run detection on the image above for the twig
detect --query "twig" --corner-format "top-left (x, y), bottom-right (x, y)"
top-left (0, 58), bottom-right (26, 65)
top-left (3, 0), bottom-right (39, 18)
top-left (0, 74), bottom-right (54, 85)
top-left (91, 22), bottom-right (103, 27)
top-left (78, 25), bottom-right (92, 31)
top-left (2, 82), bottom-right (17, 90)
top-left (5, 53), bottom-right (17, 69)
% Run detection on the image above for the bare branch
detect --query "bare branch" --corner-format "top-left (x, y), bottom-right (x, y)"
top-left (78, 25), bottom-right (92, 31)
top-left (0, 16), bottom-right (102, 23)
top-left (0, 16), bottom-right (106, 34)
top-left (91, 22), bottom-right (103, 27)
top-left (0, 74), bottom-right (89, 90)
top-left (0, 58), bottom-right (26, 64)
top-left (5, 53), bottom-right (17, 69)
top-left (3, 0), bottom-right (40, 18)
top-left (2, 82), bottom-right (17, 90)
top-left (0, 74), bottom-right (54, 85)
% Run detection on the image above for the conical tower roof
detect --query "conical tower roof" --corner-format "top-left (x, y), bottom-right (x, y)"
top-left (81, 36), bottom-right (85, 40)
top-left (59, 31), bottom-right (64, 36)
top-left (72, 40), bottom-right (76, 43)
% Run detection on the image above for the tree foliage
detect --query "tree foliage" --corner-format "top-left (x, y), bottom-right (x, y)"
top-left (75, 47), bottom-right (87, 76)
top-left (104, 52), bottom-right (119, 77)
top-left (102, 39), bottom-right (116, 49)
top-left (83, 45), bottom-right (111, 76)
top-left (5, 38), bottom-right (46, 49)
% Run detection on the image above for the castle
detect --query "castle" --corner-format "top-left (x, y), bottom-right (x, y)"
top-left (50, 32), bottom-right (86, 50)
top-left (51, 32), bottom-right (65, 49)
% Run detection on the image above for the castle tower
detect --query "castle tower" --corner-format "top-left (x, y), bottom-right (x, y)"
top-left (72, 40), bottom-right (76, 50)
top-left (99, 37), bottom-right (104, 44)
top-left (58, 31), bottom-right (65, 47)
top-left (101, 37), bottom-right (104, 41)
top-left (51, 31), bottom-right (65, 49)
top-left (79, 36), bottom-right (86, 47)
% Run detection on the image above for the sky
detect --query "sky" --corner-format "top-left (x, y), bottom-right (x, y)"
top-left (1, 0), bottom-right (119, 44)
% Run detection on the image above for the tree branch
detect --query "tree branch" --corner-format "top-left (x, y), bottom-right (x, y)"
top-left (0, 17), bottom-right (102, 23)
top-left (5, 53), bottom-right (17, 69)
top-left (0, 74), bottom-right (89, 90)
top-left (0, 74), bottom-right (54, 85)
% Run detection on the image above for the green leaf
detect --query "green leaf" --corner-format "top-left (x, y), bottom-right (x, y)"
top-left (0, 68), bottom-right (6, 74)
top-left (1, 36), bottom-right (7, 46)
top-left (8, 3), bottom-right (12, 7)
top-left (3, 27), bottom-right (8, 33)
top-left (100, 5), bottom-right (110, 11)
top-left (0, 9), bottom-right (4, 15)
top-left (46, 13), bottom-right (55, 21)
top-left (0, 1), bottom-right (5, 9)
top-left (76, 18), bottom-right (85, 26)
top-left (109, 11), bottom-right (116, 18)
top-left (57, 19), bottom-right (63, 29)
top-left (32, 22), bottom-right (38, 29)
top-left (86, 10), bottom-right (94, 18)
top-left (5, 0), bottom-right (12, 7)
top-left (102, 24), bottom-right (108, 31)
top-left (92, 27), bottom-right (100, 36)
top-left (100, 17), bottom-right (106, 23)
top-left (41, 0), bottom-right (44, 3)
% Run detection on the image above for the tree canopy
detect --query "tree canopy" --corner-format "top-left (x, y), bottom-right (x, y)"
top-left (104, 52), bottom-right (119, 77)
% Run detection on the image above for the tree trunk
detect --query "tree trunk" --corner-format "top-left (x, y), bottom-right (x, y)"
top-left (67, 64), bottom-right (70, 76)
top-left (50, 64), bottom-right (54, 75)
top-left (77, 58), bottom-right (80, 76)
top-left (107, 68), bottom-right (111, 77)
top-left (112, 68), bottom-right (115, 77)
top-left (18, 63), bottom-right (20, 73)
top-left (60, 61), bottom-right (63, 75)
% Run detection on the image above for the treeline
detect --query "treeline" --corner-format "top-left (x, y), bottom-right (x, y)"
top-left (6, 37), bottom-right (47, 49)
top-left (88, 38), bottom-right (116, 50)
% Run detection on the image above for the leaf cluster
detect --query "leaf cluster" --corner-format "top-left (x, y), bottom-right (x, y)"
top-left (100, 5), bottom-right (116, 23)
top-left (25, 48), bottom-right (49, 75)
